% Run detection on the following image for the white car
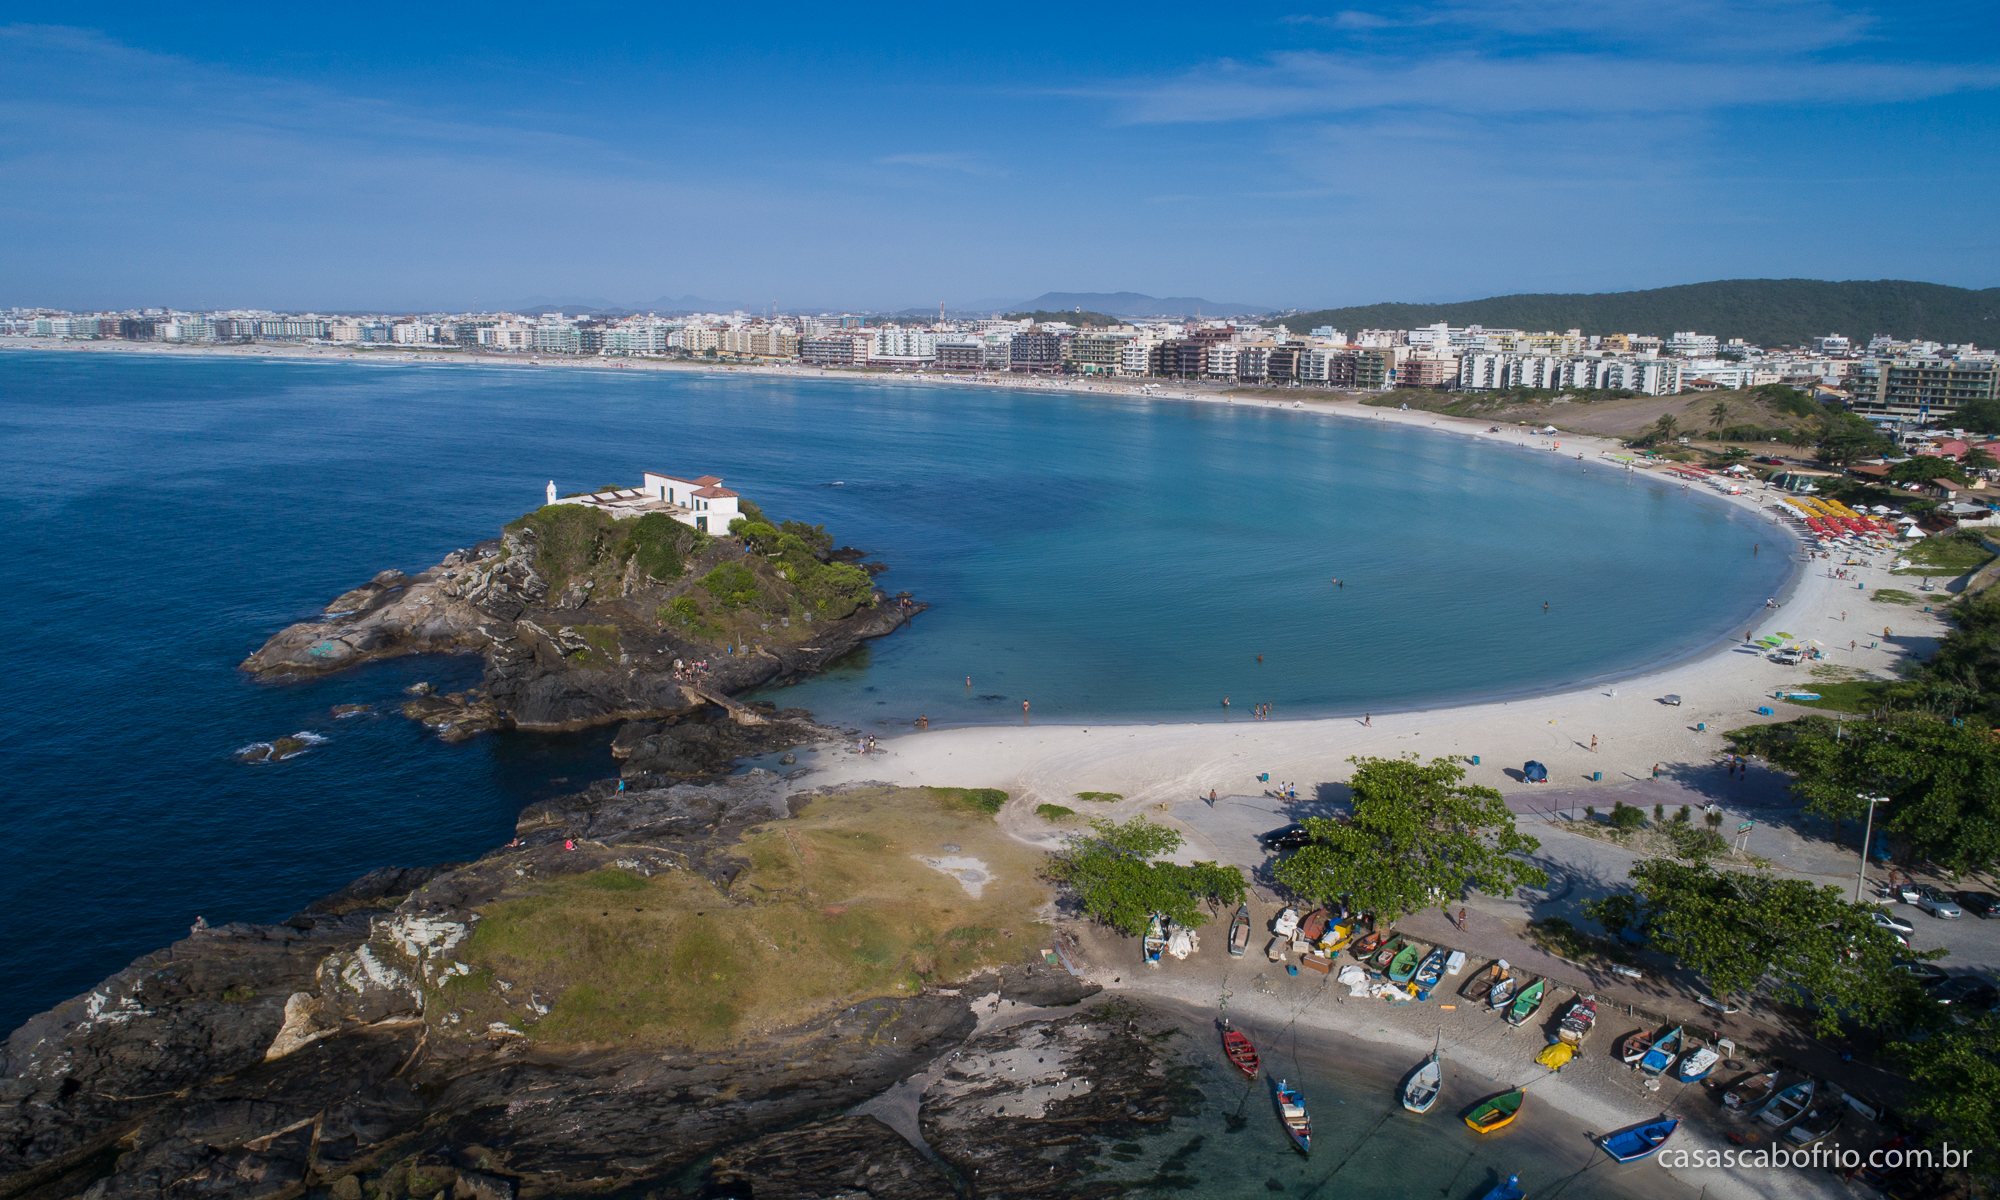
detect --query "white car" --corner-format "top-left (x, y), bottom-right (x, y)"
top-left (1915, 887), bottom-right (1963, 919)
top-left (1873, 910), bottom-right (1916, 936)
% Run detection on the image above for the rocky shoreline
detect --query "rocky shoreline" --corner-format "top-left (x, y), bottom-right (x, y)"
top-left (238, 510), bottom-right (920, 743)
top-left (0, 770), bottom-right (1239, 1200)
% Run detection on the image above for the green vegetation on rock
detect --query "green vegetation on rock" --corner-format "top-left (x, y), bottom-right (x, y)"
top-left (1035, 804), bottom-right (1078, 822)
top-left (506, 504), bottom-right (616, 595)
top-left (927, 787), bottom-right (1008, 817)
top-left (699, 562), bottom-right (765, 610)
top-left (1074, 791), bottom-right (1123, 803)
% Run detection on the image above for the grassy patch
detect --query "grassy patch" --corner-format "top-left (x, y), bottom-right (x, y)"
top-left (1872, 589), bottom-right (1919, 606)
top-left (1893, 530), bottom-right (1998, 577)
top-left (1074, 791), bottom-right (1124, 803)
top-left (453, 787), bottom-right (1047, 1049)
top-left (567, 623), bottom-right (620, 666)
top-left (927, 787), bottom-right (1008, 816)
top-left (1787, 679), bottom-right (1899, 713)
top-left (1035, 804), bottom-right (1078, 822)
top-left (505, 505), bottom-right (614, 594)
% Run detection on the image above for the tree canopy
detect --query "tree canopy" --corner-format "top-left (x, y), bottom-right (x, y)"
top-left (1272, 756), bottom-right (1545, 919)
top-left (1732, 714), bottom-right (2000, 873)
top-left (1889, 455), bottom-right (1969, 487)
top-left (1891, 1015), bottom-right (2000, 1155)
top-left (1044, 815), bottom-right (1246, 936)
top-left (1815, 412), bottom-right (1897, 466)
top-left (1586, 859), bottom-right (1923, 1035)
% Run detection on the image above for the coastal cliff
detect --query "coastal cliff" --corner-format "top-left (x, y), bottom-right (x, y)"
top-left (0, 779), bottom-right (1215, 1200)
top-left (239, 502), bottom-right (920, 738)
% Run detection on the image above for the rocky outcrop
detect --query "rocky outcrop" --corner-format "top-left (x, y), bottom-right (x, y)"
top-left (0, 776), bottom-right (1183, 1200)
top-left (240, 526), bottom-right (921, 736)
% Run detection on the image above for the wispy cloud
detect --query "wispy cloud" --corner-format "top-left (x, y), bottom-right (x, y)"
top-left (875, 152), bottom-right (1008, 177)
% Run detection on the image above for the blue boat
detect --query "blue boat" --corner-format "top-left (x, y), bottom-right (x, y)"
top-left (1479, 1174), bottom-right (1524, 1200)
top-left (1599, 1117), bottom-right (1680, 1163)
top-left (1637, 1025), bottom-right (1681, 1077)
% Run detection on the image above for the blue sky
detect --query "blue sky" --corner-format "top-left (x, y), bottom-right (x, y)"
top-left (4, 1), bottom-right (1998, 312)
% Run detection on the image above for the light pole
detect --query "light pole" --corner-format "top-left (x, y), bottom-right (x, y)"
top-left (1855, 795), bottom-right (1890, 903)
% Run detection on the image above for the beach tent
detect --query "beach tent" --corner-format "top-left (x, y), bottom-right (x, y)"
top-left (1523, 761), bottom-right (1548, 783)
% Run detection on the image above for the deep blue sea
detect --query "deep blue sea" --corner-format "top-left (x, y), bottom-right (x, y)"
top-left (0, 350), bottom-right (1789, 1041)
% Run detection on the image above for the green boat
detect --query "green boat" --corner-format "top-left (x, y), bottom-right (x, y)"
top-left (1465, 1088), bottom-right (1525, 1133)
top-left (1386, 943), bottom-right (1423, 983)
top-left (1504, 978), bottom-right (1547, 1026)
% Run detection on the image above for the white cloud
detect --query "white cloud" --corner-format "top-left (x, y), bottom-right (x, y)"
top-left (876, 153), bottom-right (1008, 177)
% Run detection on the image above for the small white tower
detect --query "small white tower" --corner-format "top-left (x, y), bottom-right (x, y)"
top-left (546, 479), bottom-right (557, 505)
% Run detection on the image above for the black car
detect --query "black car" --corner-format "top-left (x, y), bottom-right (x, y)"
top-left (1954, 891), bottom-right (2000, 919)
top-left (1261, 824), bottom-right (1315, 851)
top-left (1932, 977), bottom-right (2000, 1011)
top-left (1893, 959), bottom-right (1949, 987)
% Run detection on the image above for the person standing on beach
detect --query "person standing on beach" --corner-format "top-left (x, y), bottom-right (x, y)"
top-left (1590, 735), bottom-right (1598, 753)
top-left (1457, 907), bottom-right (1467, 932)
top-left (1364, 713), bottom-right (1372, 726)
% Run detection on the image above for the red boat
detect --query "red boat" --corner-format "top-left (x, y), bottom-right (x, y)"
top-left (1222, 1023), bottom-right (1260, 1079)
top-left (1296, 908), bottom-right (1330, 944)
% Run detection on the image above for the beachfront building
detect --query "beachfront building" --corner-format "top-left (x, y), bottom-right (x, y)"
top-left (550, 472), bottom-right (742, 534)
top-left (1845, 357), bottom-right (2000, 422)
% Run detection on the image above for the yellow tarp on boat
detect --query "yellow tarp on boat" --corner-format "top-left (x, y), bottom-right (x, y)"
top-left (1535, 1042), bottom-right (1574, 1070)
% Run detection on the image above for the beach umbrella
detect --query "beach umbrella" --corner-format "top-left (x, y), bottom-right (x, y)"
top-left (1774, 632), bottom-right (1794, 639)
top-left (1523, 761), bottom-right (1548, 783)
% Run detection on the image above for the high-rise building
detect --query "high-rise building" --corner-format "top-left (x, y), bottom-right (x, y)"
top-left (1846, 358), bottom-right (2000, 421)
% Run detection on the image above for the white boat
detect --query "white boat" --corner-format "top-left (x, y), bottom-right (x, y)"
top-left (1402, 1050), bottom-right (1442, 1114)
top-left (1272, 907), bottom-right (1300, 939)
top-left (1677, 1045), bottom-right (1722, 1082)
top-left (1760, 1080), bottom-right (1816, 1128)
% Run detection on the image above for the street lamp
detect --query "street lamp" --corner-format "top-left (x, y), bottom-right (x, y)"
top-left (1855, 795), bottom-right (1890, 903)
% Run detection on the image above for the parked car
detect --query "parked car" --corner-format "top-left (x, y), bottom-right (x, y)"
top-left (1953, 890), bottom-right (2000, 919)
top-left (1893, 960), bottom-right (1949, 987)
top-left (1932, 977), bottom-right (2000, 1011)
top-left (1914, 886), bottom-right (1963, 919)
top-left (1873, 911), bottom-right (1916, 936)
top-left (1883, 880), bottom-right (1923, 904)
top-left (1261, 824), bottom-right (1315, 851)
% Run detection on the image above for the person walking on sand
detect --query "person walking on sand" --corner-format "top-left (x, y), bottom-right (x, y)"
top-left (1850, 639), bottom-right (1857, 652)
top-left (1457, 907), bottom-right (1467, 932)
top-left (1590, 734), bottom-right (1598, 753)
top-left (1209, 788), bottom-right (1218, 805)
top-left (1364, 712), bottom-right (1372, 726)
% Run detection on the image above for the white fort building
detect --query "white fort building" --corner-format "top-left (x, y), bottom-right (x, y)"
top-left (545, 471), bottom-right (743, 534)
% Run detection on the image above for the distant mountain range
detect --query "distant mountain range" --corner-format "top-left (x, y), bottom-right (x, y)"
top-left (1007, 291), bottom-right (1271, 317)
top-left (1274, 279), bottom-right (2000, 348)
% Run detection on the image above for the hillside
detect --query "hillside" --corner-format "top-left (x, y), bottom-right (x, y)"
top-left (1274, 279), bottom-right (2000, 348)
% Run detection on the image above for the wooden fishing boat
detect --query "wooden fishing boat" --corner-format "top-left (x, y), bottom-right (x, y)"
top-left (1143, 914), bottom-right (1166, 965)
top-left (1556, 996), bottom-right (1597, 1044)
top-left (1619, 1028), bottom-right (1658, 1065)
top-left (1461, 960), bottom-right (1509, 1002)
top-left (1599, 1117), bottom-right (1680, 1163)
top-left (1722, 1071), bottom-right (1779, 1116)
top-left (1350, 928), bottom-right (1390, 959)
top-left (1677, 1043), bottom-right (1721, 1082)
top-left (1228, 904), bottom-right (1252, 958)
top-left (1402, 1050), bottom-right (1442, 1113)
top-left (1371, 936), bottom-right (1407, 971)
top-left (1487, 973), bottom-right (1520, 1011)
top-left (1387, 943), bottom-right (1423, 983)
top-left (1296, 908), bottom-right (1330, 945)
top-left (1465, 1088), bottom-right (1525, 1134)
top-left (1637, 1026), bottom-right (1682, 1077)
top-left (1221, 1022), bottom-right (1260, 1080)
top-left (1759, 1079), bottom-right (1815, 1128)
top-left (1785, 1103), bottom-right (1842, 1147)
top-left (1478, 1175), bottom-right (1523, 1200)
top-left (1274, 1078), bottom-right (1312, 1154)
top-left (1413, 948), bottom-right (1448, 991)
top-left (1504, 978), bottom-right (1547, 1026)
top-left (1322, 920), bottom-right (1358, 954)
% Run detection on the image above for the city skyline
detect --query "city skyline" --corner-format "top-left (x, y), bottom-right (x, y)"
top-left (5, 1), bottom-right (2000, 311)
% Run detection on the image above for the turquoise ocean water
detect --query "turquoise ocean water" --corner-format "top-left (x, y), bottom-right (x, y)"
top-left (1, 352), bottom-right (1783, 1194)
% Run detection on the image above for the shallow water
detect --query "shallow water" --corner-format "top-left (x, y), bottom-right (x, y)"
top-left (0, 352), bottom-right (1789, 1031)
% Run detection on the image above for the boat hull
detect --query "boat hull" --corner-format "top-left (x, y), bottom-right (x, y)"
top-left (1465, 1090), bottom-right (1525, 1134)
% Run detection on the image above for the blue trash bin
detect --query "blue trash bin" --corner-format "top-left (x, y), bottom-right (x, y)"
top-left (1592, 771), bottom-right (1602, 782)
top-left (1470, 755), bottom-right (1480, 765)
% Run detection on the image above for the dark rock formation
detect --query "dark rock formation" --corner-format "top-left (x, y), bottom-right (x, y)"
top-left (707, 1115), bottom-right (951, 1199)
top-left (239, 524), bottom-right (922, 737)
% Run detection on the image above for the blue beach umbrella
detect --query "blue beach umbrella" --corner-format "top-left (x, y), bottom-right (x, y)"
top-left (1523, 761), bottom-right (1548, 783)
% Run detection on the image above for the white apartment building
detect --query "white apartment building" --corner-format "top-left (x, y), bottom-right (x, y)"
top-left (674, 325), bottom-right (721, 353)
top-left (1813, 334), bottom-right (1852, 355)
top-left (1460, 353), bottom-right (1682, 395)
top-left (1204, 344), bottom-right (1238, 379)
top-left (1667, 331), bottom-right (1720, 357)
top-left (1120, 337), bottom-right (1160, 376)
top-left (871, 328), bottom-right (937, 359)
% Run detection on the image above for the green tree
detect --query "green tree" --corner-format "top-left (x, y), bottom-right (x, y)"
top-left (1045, 816), bottom-right (1247, 935)
top-left (1736, 715), bottom-right (2000, 872)
top-left (1815, 412), bottom-right (1895, 466)
top-left (1964, 445), bottom-right (1999, 472)
top-left (1586, 859), bottom-right (1922, 1034)
top-left (1889, 455), bottom-right (1969, 487)
top-left (1273, 756), bottom-right (1545, 918)
top-left (1890, 1016), bottom-right (2000, 1154)
top-left (1958, 396), bottom-right (2000, 436)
